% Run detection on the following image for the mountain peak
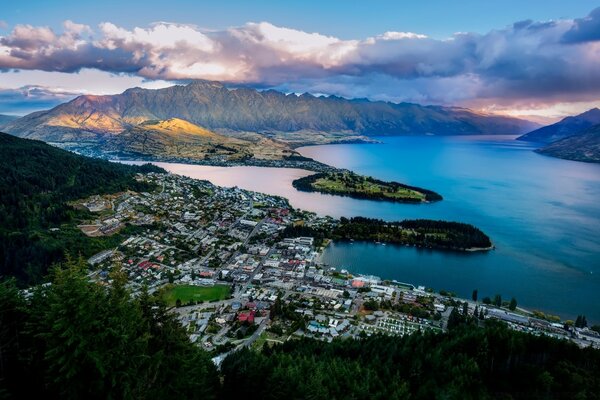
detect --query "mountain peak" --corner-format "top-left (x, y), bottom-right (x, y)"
top-left (579, 107), bottom-right (600, 120)
top-left (187, 79), bottom-right (225, 89)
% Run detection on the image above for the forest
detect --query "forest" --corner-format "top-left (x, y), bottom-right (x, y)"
top-left (0, 257), bottom-right (220, 399)
top-left (2, 258), bottom-right (599, 399)
top-left (292, 171), bottom-right (443, 203)
top-left (221, 320), bottom-right (600, 400)
top-left (333, 217), bottom-right (493, 250)
top-left (0, 132), bottom-right (163, 284)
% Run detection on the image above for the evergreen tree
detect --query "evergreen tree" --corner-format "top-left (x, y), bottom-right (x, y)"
top-left (493, 294), bottom-right (502, 307)
top-left (0, 257), bottom-right (219, 399)
top-left (509, 297), bottom-right (517, 311)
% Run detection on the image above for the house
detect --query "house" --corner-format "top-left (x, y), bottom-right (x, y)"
top-left (238, 310), bottom-right (256, 324)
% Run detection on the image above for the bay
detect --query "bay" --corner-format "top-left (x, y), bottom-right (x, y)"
top-left (124, 135), bottom-right (600, 321)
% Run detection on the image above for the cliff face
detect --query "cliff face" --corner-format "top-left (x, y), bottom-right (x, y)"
top-left (4, 80), bottom-right (536, 142)
top-left (537, 124), bottom-right (600, 163)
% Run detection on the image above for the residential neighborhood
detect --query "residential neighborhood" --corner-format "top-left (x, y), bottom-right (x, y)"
top-left (82, 172), bottom-right (600, 358)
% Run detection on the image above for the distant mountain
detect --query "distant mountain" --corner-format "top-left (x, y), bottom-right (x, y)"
top-left (0, 114), bottom-right (18, 128)
top-left (518, 108), bottom-right (600, 143)
top-left (4, 80), bottom-right (537, 144)
top-left (537, 124), bottom-right (600, 163)
top-left (0, 131), bottom-right (162, 283)
top-left (102, 118), bottom-right (297, 161)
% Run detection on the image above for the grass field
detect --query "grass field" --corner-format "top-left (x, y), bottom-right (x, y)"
top-left (312, 174), bottom-right (426, 201)
top-left (161, 284), bottom-right (231, 306)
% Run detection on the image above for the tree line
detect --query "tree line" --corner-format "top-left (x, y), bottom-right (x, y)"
top-left (334, 217), bottom-right (492, 250)
top-left (221, 320), bottom-right (600, 400)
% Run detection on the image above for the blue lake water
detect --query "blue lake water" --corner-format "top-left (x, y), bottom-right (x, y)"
top-left (300, 135), bottom-right (600, 322)
top-left (129, 135), bottom-right (600, 322)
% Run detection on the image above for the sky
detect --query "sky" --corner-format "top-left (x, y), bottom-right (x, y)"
top-left (1, 0), bottom-right (599, 121)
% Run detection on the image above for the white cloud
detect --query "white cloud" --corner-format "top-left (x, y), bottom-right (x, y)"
top-left (0, 7), bottom-right (599, 115)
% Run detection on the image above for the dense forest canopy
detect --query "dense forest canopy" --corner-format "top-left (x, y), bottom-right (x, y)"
top-left (0, 132), bottom-right (163, 284)
top-left (0, 257), bottom-right (220, 399)
top-left (221, 322), bottom-right (600, 400)
top-left (334, 217), bottom-right (492, 250)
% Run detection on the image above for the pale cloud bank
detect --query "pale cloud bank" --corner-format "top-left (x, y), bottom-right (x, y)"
top-left (0, 8), bottom-right (599, 114)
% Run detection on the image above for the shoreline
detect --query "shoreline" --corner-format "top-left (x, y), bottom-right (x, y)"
top-left (327, 238), bottom-right (494, 254)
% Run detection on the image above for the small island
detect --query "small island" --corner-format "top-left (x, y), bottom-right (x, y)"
top-left (333, 217), bottom-right (493, 251)
top-left (292, 171), bottom-right (442, 203)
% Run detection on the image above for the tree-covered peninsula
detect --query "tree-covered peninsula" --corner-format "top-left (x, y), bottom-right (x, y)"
top-left (292, 171), bottom-right (442, 203)
top-left (333, 217), bottom-right (493, 251)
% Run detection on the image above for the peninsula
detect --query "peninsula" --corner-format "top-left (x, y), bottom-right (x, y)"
top-left (292, 171), bottom-right (443, 203)
top-left (333, 217), bottom-right (493, 251)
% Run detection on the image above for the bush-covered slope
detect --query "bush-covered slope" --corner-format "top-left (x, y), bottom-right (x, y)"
top-left (222, 322), bottom-right (600, 400)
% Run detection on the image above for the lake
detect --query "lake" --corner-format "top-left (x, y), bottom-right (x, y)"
top-left (128, 135), bottom-right (600, 322)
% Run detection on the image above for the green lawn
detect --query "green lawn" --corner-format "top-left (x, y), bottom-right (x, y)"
top-left (161, 284), bottom-right (231, 306)
top-left (312, 174), bottom-right (426, 201)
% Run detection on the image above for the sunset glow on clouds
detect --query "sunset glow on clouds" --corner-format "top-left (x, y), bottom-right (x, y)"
top-left (0, 7), bottom-right (599, 118)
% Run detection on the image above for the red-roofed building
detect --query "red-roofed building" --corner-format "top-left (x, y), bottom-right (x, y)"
top-left (351, 279), bottom-right (366, 288)
top-left (238, 310), bottom-right (256, 324)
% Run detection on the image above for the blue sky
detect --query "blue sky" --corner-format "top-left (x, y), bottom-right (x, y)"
top-left (1, 1), bottom-right (600, 119)
top-left (3, 0), bottom-right (598, 39)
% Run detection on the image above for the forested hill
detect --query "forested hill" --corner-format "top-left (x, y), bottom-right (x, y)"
top-left (0, 132), bottom-right (163, 283)
top-left (221, 321), bottom-right (600, 399)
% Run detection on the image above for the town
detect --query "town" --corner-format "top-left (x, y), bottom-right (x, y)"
top-left (81, 172), bottom-right (600, 361)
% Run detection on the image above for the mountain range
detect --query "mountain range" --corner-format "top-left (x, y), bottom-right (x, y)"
top-left (518, 108), bottom-right (600, 143)
top-left (536, 124), bottom-right (600, 163)
top-left (3, 80), bottom-right (537, 146)
top-left (517, 108), bottom-right (600, 163)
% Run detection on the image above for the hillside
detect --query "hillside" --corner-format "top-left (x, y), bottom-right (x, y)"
top-left (537, 124), bottom-right (600, 163)
top-left (102, 118), bottom-right (298, 161)
top-left (518, 108), bottom-right (600, 143)
top-left (4, 80), bottom-right (537, 144)
top-left (0, 114), bottom-right (18, 128)
top-left (222, 322), bottom-right (600, 399)
top-left (0, 132), bottom-right (162, 284)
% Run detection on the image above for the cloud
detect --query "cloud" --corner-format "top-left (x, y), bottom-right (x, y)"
top-left (0, 85), bottom-right (81, 115)
top-left (0, 8), bottom-right (599, 110)
top-left (562, 7), bottom-right (600, 43)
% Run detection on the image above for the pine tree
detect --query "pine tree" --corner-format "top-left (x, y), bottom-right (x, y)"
top-left (493, 294), bottom-right (502, 307)
top-left (509, 297), bottom-right (517, 311)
